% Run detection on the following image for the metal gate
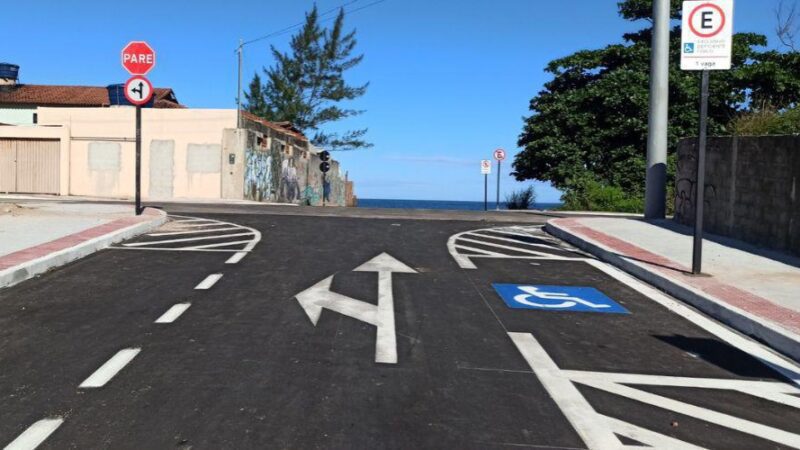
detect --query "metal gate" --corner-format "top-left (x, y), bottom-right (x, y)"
top-left (0, 139), bottom-right (60, 194)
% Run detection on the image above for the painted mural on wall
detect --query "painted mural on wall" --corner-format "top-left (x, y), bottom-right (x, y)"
top-left (244, 146), bottom-right (273, 202)
top-left (243, 130), bottom-right (349, 206)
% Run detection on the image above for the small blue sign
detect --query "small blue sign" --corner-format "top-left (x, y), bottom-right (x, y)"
top-left (684, 43), bottom-right (695, 54)
top-left (492, 284), bottom-right (629, 314)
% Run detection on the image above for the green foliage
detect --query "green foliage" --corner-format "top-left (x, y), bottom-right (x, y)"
top-left (733, 105), bottom-right (800, 135)
top-left (514, 0), bottom-right (800, 211)
top-left (246, 7), bottom-right (371, 151)
top-left (505, 186), bottom-right (536, 210)
top-left (560, 176), bottom-right (644, 213)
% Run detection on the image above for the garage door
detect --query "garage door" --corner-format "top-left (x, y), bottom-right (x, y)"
top-left (0, 139), bottom-right (60, 194)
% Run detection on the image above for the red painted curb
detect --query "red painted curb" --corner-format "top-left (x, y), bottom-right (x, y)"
top-left (552, 218), bottom-right (800, 335)
top-left (0, 214), bottom-right (152, 271)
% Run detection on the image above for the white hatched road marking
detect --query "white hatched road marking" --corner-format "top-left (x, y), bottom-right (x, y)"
top-left (195, 274), bottom-right (223, 290)
top-left (111, 214), bottom-right (261, 264)
top-left (79, 348), bottom-right (141, 389)
top-left (448, 226), bottom-right (588, 269)
top-left (155, 303), bottom-right (191, 323)
top-left (510, 333), bottom-right (800, 449)
top-left (3, 418), bottom-right (64, 450)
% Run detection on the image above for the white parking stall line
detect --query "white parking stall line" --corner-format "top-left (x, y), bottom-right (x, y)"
top-left (184, 240), bottom-right (254, 250)
top-left (508, 332), bottom-right (621, 449)
top-left (155, 303), bottom-right (192, 323)
top-left (467, 231), bottom-right (567, 250)
top-left (79, 348), bottom-right (141, 388)
top-left (122, 232), bottom-right (255, 247)
top-left (171, 218), bottom-right (216, 224)
top-left (455, 237), bottom-right (554, 257)
top-left (3, 417), bottom-right (64, 450)
top-left (172, 222), bottom-right (232, 229)
top-left (195, 274), bottom-right (223, 290)
top-left (147, 226), bottom-right (242, 237)
top-left (582, 258), bottom-right (800, 387)
top-left (509, 332), bottom-right (800, 449)
top-left (454, 244), bottom-right (507, 257)
top-left (226, 252), bottom-right (248, 264)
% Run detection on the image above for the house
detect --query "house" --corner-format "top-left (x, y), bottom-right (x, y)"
top-left (0, 63), bottom-right (355, 206)
top-left (0, 63), bottom-right (182, 126)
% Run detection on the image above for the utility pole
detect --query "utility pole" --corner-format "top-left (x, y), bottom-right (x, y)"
top-left (237, 39), bottom-right (243, 129)
top-left (644, 0), bottom-right (670, 219)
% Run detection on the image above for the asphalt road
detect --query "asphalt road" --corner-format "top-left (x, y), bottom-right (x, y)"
top-left (1, 205), bottom-right (799, 449)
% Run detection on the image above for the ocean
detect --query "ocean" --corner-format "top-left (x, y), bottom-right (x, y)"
top-left (357, 199), bottom-right (562, 211)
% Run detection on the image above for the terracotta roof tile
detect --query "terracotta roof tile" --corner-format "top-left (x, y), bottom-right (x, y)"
top-left (0, 84), bottom-right (183, 108)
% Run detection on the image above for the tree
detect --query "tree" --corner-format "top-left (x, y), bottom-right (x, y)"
top-left (513, 0), bottom-right (800, 205)
top-left (246, 6), bottom-right (371, 151)
top-left (244, 73), bottom-right (268, 117)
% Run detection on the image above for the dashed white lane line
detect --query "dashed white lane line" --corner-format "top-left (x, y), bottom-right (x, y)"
top-left (155, 303), bottom-right (191, 323)
top-left (79, 348), bottom-right (141, 389)
top-left (195, 274), bottom-right (223, 290)
top-left (226, 252), bottom-right (248, 264)
top-left (3, 418), bottom-right (63, 450)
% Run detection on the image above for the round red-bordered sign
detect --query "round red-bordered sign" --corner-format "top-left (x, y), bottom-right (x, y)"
top-left (124, 76), bottom-right (154, 106)
top-left (493, 149), bottom-right (506, 161)
top-left (689, 3), bottom-right (726, 39)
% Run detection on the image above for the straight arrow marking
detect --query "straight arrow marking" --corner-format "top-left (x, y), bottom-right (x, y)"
top-left (293, 253), bottom-right (417, 364)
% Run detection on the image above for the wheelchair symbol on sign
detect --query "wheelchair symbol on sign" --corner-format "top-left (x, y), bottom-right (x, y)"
top-left (514, 286), bottom-right (611, 309)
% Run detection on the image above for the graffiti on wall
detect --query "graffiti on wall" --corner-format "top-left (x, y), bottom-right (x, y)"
top-left (244, 147), bottom-right (273, 202)
top-left (243, 130), bottom-right (350, 206)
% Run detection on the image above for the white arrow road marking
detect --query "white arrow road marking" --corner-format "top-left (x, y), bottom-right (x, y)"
top-left (294, 253), bottom-right (417, 364)
top-left (3, 418), bottom-right (63, 450)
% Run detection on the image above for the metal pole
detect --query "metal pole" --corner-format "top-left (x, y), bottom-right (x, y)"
top-left (495, 161), bottom-right (501, 210)
top-left (484, 174), bottom-right (488, 211)
top-left (692, 70), bottom-right (710, 275)
top-left (135, 106), bottom-right (142, 216)
top-left (644, 0), bottom-right (670, 219)
top-left (237, 39), bottom-right (243, 129)
top-left (322, 172), bottom-right (326, 207)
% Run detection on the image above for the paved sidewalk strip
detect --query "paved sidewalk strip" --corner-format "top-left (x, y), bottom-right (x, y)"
top-left (547, 217), bottom-right (800, 362)
top-left (0, 207), bottom-right (166, 289)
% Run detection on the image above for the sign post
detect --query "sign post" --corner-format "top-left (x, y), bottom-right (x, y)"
top-left (493, 149), bottom-right (506, 210)
top-left (481, 160), bottom-right (491, 211)
top-left (681, 0), bottom-right (733, 274)
top-left (121, 42), bottom-right (156, 216)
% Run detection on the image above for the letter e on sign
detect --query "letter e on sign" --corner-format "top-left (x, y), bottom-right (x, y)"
top-left (681, 0), bottom-right (734, 71)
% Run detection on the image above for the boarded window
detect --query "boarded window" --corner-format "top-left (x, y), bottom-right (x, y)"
top-left (88, 142), bottom-right (121, 171)
top-left (186, 144), bottom-right (222, 173)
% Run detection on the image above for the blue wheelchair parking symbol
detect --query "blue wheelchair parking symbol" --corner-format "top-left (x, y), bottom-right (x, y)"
top-left (684, 43), bottom-right (695, 54)
top-left (492, 284), bottom-right (629, 314)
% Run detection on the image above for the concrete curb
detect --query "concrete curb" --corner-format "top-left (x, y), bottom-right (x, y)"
top-left (0, 208), bottom-right (167, 289)
top-left (546, 219), bottom-right (800, 363)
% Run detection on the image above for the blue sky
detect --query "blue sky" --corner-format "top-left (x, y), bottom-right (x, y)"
top-left (1, 0), bottom-right (784, 202)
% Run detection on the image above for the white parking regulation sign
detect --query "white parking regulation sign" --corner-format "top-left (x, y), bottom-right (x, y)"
top-left (124, 76), bottom-right (154, 106)
top-left (681, 0), bottom-right (734, 70)
top-left (481, 160), bottom-right (492, 175)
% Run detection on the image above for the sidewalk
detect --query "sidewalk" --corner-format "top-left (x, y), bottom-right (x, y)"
top-left (547, 217), bottom-right (800, 362)
top-left (0, 201), bottom-right (166, 288)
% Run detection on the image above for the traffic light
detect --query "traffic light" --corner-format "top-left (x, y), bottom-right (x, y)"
top-left (319, 151), bottom-right (331, 173)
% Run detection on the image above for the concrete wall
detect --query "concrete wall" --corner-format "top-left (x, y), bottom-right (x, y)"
top-left (674, 136), bottom-right (800, 255)
top-left (37, 107), bottom-right (236, 199)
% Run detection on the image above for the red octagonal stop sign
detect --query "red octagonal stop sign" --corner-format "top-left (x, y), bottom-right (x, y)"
top-left (121, 41), bottom-right (156, 75)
